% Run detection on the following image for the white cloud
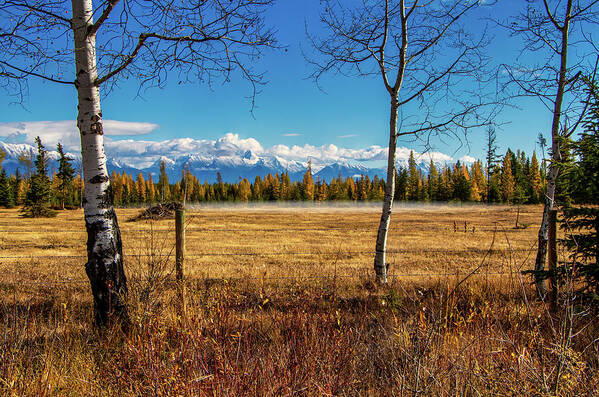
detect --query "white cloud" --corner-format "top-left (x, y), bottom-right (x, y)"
top-left (282, 133), bottom-right (302, 137)
top-left (0, 120), bottom-right (158, 152)
top-left (1, 121), bottom-right (462, 169)
top-left (459, 155), bottom-right (477, 164)
top-left (337, 134), bottom-right (358, 138)
top-left (103, 120), bottom-right (159, 136)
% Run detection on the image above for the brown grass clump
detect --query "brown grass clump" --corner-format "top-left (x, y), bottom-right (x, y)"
top-left (1, 205), bottom-right (598, 395)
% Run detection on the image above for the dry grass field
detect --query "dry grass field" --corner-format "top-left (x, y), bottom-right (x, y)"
top-left (1, 204), bottom-right (598, 395)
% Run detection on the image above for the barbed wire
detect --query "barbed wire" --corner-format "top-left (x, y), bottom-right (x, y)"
top-left (0, 247), bottom-right (534, 260)
top-left (0, 226), bottom-right (527, 233)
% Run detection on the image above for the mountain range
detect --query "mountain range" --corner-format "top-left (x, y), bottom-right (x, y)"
top-left (0, 141), bottom-right (443, 183)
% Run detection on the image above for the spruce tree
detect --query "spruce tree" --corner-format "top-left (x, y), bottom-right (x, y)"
top-left (158, 160), bottom-right (170, 202)
top-left (555, 134), bottom-right (576, 207)
top-left (451, 161), bottom-right (471, 202)
top-left (0, 148), bottom-right (5, 169)
top-left (427, 160), bottom-right (439, 202)
top-left (500, 151), bottom-right (515, 203)
top-left (560, 77), bottom-right (599, 300)
top-left (11, 169), bottom-right (22, 205)
top-left (394, 167), bottom-right (408, 201)
top-left (22, 137), bottom-right (55, 217)
top-left (0, 169), bottom-right (14, 208)
top-left (56, 143), bottom-right (75, 209)
top-left (485, 126), bottom-right (500, 203)
top-left (406, 151), bottom-right (420, 201)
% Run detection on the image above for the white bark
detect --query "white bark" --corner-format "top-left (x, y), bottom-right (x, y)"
top-left (535, 163), bottom-right (559, 295)
top-left (374, 99), bottom-right (399, 284)
top-left (72, 0), bottom-right (128, 326)
top-left (534, 0), bottom-right (572, 297)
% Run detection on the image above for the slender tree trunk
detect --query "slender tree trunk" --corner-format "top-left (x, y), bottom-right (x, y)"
top-left (535, 156), bottom-right (559, 296)
top-left (374, 98), bottom-right (398, 283)
top-left (534, 2), bottom-right (571, 297)
top-left (72, 0), bottom-right (129, 327)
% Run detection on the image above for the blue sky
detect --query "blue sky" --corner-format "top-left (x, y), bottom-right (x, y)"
top-left (0, 0), bottom-right (586, 167)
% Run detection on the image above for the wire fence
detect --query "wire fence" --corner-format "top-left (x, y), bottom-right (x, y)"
top-left (0, 216), bottom-right (539, 288)
top-left (0, 226), bottom-right (512, 233)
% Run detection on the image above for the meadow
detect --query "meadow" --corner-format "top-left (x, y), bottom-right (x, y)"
top-left (0, 204), bottom-right (598, 395)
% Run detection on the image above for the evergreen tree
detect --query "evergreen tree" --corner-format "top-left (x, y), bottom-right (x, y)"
top-left (22, 137), bottom-right (55, 217)
top-left (426, 160), bottom-right (439, 201)
top-left (438, 166), bottom-right (452, 201)
top-left (406, 151), bottom-right (420, 201)
top-left (500, 151), bottom-right (515, 203)
top-left (394, 167), bottom-right (408, 201)
top-left (158, 160), bottom-right (170, 202)
top-left (0, 169), bottom-right (14, 208)
top-left (560, 77), bottom-right (599, 300)
top-left (485, 125), bottom-right (500, 203)
top-left (510, 150), bottom-right (526, 195)
top-left (555, 134), bottom-right (576, 207)
top-left (529, 152), bottom-right (542, 203)
top-left (451, 161), bottom-right (471, 201)
top-left (11, 169), bottom-right (22, 205)
top-left (56, 143), bottom-right (75, 209)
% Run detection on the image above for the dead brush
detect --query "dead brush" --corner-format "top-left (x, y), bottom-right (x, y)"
top-left (126, 220), bottom-right (175, 322)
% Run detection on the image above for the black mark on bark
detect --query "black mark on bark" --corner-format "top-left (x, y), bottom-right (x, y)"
top-left (89, 174), bottom-right (109, 184)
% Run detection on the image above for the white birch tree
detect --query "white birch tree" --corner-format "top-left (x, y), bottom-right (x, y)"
top-left (498, 0), bottom-right (599, 296)
top-left (308, 0), bottom-right (499, 283)
top-left (0, 0), bottom-right (275, 326)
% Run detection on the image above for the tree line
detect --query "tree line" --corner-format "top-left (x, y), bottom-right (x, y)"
top-left (0, 138), bottom-right (80, 216)
top-left (0, 140), bottom-right (549, 208)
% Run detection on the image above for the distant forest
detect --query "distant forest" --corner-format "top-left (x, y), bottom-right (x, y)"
top-left (0, 139), bottom-right (548, 208)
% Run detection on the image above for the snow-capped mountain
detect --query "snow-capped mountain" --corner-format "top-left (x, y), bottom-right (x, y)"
top-left (313, 162), bottom-right (385, 181)
top-left (0, 141), bottom-right (77, 175)
top-left (0, 141), bottom-right (437, 182)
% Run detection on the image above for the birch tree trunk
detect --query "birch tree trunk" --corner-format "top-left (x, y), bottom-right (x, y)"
top-left (72, 0), bottom-right (128, 326)
top-left (374, 98), bottom-right (399, 284)
top-left (534, 1), bottom-right (571, 297)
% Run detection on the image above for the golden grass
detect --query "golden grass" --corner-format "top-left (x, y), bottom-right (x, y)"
top-left (1, 204), bottom-right (598, 395)
top-left (0, 204), bottom-right (541, 284)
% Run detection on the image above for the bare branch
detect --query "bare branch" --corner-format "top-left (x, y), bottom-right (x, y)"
top-left (0, 0), bottom-right (277, 106)
top-left (88, 0), bottom-right (120, 37)
top-left (543, 0), bottom-right (563, 30)
top-left (0, 60), bottom-right (74, 85)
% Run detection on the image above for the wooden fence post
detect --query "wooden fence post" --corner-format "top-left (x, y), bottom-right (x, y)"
top-left (548, 209), bottom-right (558, 311)
top-left (175, 208), bottom-right (185, 316)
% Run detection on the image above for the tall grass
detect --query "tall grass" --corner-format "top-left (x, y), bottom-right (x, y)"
top-left (0, 206), bottom-right (598, 395)
top-left (2, 274), bottom-right (598, 395)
